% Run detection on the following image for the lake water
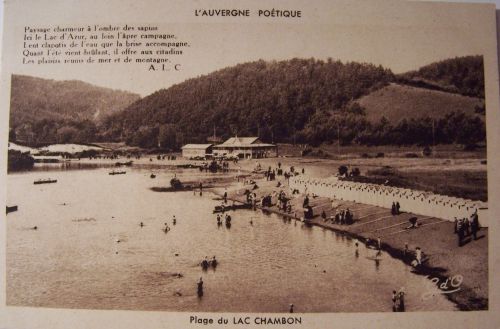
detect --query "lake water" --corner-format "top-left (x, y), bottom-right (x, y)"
top-left (6, 164), bottom-right (456, 312)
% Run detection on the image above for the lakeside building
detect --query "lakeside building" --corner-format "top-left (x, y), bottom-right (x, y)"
top-left (212, 137), bottom-right (277, 159)
top-left (181, 144), bottom-right (213, 158)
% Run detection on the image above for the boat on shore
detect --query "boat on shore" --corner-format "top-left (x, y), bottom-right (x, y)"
top-left (213, 203), bottom-right (252, 213)
top-left (6, 205), bottom-right (18, 214)
top-left (109, 171), bottom-right (126, 175)
top-left (34, 178), bottom-right (57, 185)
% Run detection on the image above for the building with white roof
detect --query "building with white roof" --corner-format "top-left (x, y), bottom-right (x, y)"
top-left (181, 144), bottom-right (213, 158)
top-left (212, 137), bottom-right (277, 159)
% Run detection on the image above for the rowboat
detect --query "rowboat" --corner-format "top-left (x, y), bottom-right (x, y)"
top-left (34, 179), bottom-right (57, 184)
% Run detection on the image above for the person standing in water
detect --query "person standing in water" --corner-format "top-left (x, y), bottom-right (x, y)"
top-left (197, 277), bottom-right (204, 297)
top-left (392, 290), bottom-right (398, 312)
top-left (398, 288), bottom-right (405, 311)
top-left (172, 215), bottom-right (176, 225)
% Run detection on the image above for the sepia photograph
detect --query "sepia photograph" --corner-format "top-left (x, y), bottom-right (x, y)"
top-left (1, 0), bottom-right (500, 328)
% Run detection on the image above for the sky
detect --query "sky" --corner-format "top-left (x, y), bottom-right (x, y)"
top-left (1, 0), bottom-right (498, 96)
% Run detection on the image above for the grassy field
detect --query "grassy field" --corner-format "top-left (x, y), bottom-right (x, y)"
top-left (357, 83), bottom-right (484, 123)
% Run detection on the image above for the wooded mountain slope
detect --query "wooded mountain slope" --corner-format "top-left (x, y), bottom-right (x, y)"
top-left (10, 74), bottom-right (140, 126)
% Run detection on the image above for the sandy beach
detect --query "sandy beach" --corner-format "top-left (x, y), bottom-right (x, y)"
top-left (205, 157), bottom-right (488, 311)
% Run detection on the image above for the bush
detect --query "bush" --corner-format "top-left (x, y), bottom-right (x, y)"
top-left (8, 150), bottom-right (35, 172)
top-left (170, 177), bottom-right (183, 190)
top-left (422, 146), bottom-right (432, 157)
top-left (301, 148), bottom-right (312, 156)
top-left (368, 166), bottom-right (395, 176)
top-left (405, 152), bottom-right (419, 158)
top-left (463, 143), bottom-right (478, 151)
top-left (338, 165), bottom-right (348, 176)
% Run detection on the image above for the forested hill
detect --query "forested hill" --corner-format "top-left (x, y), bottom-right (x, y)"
top-left (397, 55), bottom-right (484, 98)
top-left (9, 74), bottom-right (140, 145)
top-left (11, 56), bottom-right (485, 148)
top-left (102, 58), bottom-right (394, 148)
top-left (10, 75), bottom-right (140, 125)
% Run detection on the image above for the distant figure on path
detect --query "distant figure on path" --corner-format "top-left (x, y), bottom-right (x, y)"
top-left (415, 247), bottom-right (422, 265)
top-left (172, 215), bottom-right (176, 225)
top-left (395, 202), bottom-right (401, 215)
top-left (471, 210), bottom-right (480, 240)
top-left (303, 195), bottom-right (309, 208)
top-left (457, 219), bottom-right (464, 246)
top-left (289, 304), bottom-right (294, 313)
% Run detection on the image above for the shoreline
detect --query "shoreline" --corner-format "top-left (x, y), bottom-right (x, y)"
top-left (13, 157), bottom-right (488, 311)
top-left (208, 169), bottom-right (488, 311)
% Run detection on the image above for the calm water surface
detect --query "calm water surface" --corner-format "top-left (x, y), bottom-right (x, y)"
top-left (6, 165), bottom-right (456, 312)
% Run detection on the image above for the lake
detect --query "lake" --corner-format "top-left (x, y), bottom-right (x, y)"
top-left (6, 164), bottom-right (456, 312)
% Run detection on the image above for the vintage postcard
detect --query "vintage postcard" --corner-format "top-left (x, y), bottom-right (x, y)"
top-left (1, 0), bottom-right (499, 328)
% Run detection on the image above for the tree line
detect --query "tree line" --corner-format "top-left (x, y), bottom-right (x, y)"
top-left (9, 56), bottom-right (486, 149)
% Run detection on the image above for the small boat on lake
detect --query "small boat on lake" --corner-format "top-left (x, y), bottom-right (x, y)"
top-left (34, 178), bottom-right (57, 185)
top-left (109, 171), bottom-right (126, 175)
top-left (6, 205), bottom-right (18, 214)
top-left (115, 161), bottom-right (133, 167)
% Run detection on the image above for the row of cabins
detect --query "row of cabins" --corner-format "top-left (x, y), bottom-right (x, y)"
top-left (289, 175), bottom-right (489, 226)
top-left (181, 137), bottom-right (277, 159)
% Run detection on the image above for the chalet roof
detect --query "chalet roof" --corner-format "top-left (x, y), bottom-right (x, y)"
top-left (220, 137), bottom-right (260, 146)
top-left (181, 144), bottom-right (213, 150)
top-left (213, 143), bottom-right (275, 149)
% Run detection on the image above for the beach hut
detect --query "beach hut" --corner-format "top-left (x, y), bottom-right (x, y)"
top-left (181, 144), bottom-right (213, 159)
